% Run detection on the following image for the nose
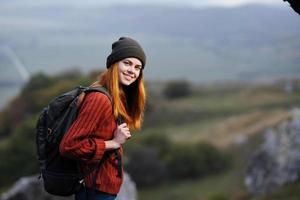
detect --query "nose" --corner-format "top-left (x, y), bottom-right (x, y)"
top-left (127, 66), bottom-right (134, 74)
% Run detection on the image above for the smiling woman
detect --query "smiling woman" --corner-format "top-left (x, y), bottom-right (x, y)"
top-left (118, 58), bottom-right (142, 86)
top-left (59, 36), bottom-right (147, 200)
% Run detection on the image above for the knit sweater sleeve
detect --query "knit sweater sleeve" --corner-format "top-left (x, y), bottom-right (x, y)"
top-left (59, 92), bottom-right (112, 163)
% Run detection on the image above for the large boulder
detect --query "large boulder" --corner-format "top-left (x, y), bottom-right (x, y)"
top-left (245, 108), bottom-right (300, 195)
top-left (0, 173), bottom-right (137, 200)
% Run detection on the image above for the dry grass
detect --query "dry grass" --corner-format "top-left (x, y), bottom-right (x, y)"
top-left (171, 109), bottom-right (291, 148)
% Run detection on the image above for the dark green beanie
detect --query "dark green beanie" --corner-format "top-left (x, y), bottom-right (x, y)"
top-left (106, 37), bottom-right (146, 69)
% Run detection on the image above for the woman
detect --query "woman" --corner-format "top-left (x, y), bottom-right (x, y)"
top-left (59, 36), bottom-right (146, 200)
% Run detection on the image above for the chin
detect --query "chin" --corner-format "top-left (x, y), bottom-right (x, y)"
top-left (120, 80), bottom-right (132, 86)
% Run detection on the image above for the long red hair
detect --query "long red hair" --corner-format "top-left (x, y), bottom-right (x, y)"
top-left (90, 63), bottom-right (146, 130)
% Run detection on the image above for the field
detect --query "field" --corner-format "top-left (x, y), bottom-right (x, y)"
top-left (129, 80), bottom-right (300, 200)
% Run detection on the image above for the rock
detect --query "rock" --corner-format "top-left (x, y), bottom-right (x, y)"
top-left (0, 175), bottom-right (67, 200)
top-left (245, 108), bottom-right (300, 195)
top-left (116, 173), bottom-right (137, 200)
top-left (0, 173), bottom-right (137, 200)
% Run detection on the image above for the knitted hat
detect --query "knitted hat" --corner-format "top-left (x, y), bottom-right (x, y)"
top-left (106, 37), bottom-right (146, 69)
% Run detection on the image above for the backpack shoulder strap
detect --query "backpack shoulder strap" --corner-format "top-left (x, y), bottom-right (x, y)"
top-left (76, 86), bottom-right (113, 108)
top-left (83, 86), bottom-right (113, 103)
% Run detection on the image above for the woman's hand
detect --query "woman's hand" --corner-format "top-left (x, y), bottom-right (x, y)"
top-left (113, 123), bottom-right (131, 144)
top-left (105, 123), bottom-right (131, 150)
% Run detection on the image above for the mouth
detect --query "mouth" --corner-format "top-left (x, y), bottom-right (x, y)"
top-left (123, 73), bottom-right (134, 80)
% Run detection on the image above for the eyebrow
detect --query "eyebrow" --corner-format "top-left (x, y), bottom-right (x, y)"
top-left (125, 59), bottom-right (142, 68)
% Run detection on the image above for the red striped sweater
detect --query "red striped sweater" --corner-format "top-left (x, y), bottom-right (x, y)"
top-left (59, 92), bottom-right (123, 195)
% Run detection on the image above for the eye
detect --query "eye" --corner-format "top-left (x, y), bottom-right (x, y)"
top-left (123, 60), bottom-right (130, 65)
top-left (135, 66), bottom-right (142, 71)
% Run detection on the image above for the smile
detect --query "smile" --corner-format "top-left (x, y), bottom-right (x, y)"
top-left (123, 73), bottom-right (135, 79)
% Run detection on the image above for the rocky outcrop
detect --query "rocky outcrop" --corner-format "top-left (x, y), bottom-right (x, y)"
top-left (116, 173), bottom-right (137, 200)
top-left (245, 108), bottom-right (300, 195)
top-left (0, 173), bottom-right (137, 200)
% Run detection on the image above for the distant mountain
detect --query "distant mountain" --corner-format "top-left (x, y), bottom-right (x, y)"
top-left (0, 4), bottom-right (299, 83)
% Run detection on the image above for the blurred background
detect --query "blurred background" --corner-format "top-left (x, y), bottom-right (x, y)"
top-left (0, 0), bottom-right (300, 200)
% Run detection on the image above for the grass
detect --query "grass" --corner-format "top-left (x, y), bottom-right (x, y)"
top-left (136, 138), bottom-right (257, 200)
top-left (144, 85), bottom-right (300, 129)
top-left (135, 83), bottom-right (300, 200)
top-left (138, 169), bottom-right (240, 200)
top-left (140, 109), bottom-right (290, 147)
top-left (136, 132), bottom-right (266, 200)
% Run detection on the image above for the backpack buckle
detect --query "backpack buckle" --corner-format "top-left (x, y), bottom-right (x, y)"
top-left (79, 179), bottom-right (85, 186)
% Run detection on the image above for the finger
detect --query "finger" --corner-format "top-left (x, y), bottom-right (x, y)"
top-left (119, 123), bottom-right (127, 128)
top-left (123, 130), bottom-right (131, 136)
top-left (121, 129), bottom-right (130, 135)
top-left (122, 127), bottom-right (130, 132)
top-left (126, 133), bottom-right (132, 139)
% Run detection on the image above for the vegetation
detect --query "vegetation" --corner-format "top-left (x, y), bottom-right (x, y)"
top-left (0, 71), bottom-right (300, 200)
top-left (163, 79), bottom-right (192, 99)
top-left (124, 133), bottom-right (230, 187)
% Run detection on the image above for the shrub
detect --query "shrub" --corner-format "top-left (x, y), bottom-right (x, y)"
top-left (125, 145), bottom-right (168, 187)
top-left (0, 109), bottom-right (12, 138)
top-left (21, 72), bottom-right (53, 95)
top-left (165, 142), bottom-right (231, 180)
top-left (0, 116), bottom-right (38, 187)
top-left (207, 193), bottom-right (229, 200)
top-left (139, 132), bottom-right (171, 158)
top-left (163, 80), bottom-right (191, 99)
top-left (196, 142), bottom-right (231, 173)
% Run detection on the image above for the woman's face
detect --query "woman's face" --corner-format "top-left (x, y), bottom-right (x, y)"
top-left (117, 57), bottom-right (142, 86)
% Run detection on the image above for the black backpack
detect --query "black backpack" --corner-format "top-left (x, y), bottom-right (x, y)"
top-left (36, 86), bottom-right (121, 196)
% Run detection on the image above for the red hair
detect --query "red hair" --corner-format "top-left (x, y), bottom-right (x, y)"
top-left (90, 63), bottom-right (146, 130)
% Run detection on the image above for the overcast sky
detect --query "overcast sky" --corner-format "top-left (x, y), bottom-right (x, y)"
top-left (2, 0), bottom-right (282, 7)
